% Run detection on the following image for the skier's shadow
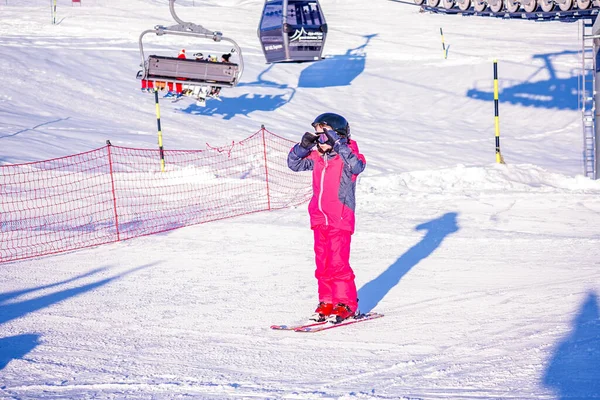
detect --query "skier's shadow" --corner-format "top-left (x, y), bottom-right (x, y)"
top-left (0, 263), bottom-right (155, 371)
top-left (358, 212), bottom-right (459, 313)
top-left (543, 291), bottom-right (600, 399)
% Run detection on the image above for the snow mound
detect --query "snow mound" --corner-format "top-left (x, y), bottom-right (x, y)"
top-left (361, 163), bottom-right (600, 195)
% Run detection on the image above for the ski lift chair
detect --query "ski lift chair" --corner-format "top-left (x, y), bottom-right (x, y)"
top-left (258, 0), bottom-right (327, 63)
top-left (137, 0), bottom-right (244, 95)
top-left (139, 54), bottom-right (240, 87)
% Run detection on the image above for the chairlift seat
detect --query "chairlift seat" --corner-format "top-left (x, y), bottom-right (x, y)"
top-left (141, 55), bottom-right (239, 87)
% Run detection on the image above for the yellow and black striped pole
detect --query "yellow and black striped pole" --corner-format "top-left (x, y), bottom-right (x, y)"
top-left (493, 60), bottom-right (505, 164)
top-left (52, 0), bottom-right (57, 24)
top-left (440, 28), bottom-right (447, 59)
top-left (154, 89), bottom-right (166, 172)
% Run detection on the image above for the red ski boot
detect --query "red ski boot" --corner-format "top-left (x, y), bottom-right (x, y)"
top-left (327, 303), bottom-right (356, 324)
top-left (309, 302), bottom-right (334, 322)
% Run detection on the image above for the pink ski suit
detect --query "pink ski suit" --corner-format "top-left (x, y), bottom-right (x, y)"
top-left (287, 139), bottom-right (366, 312)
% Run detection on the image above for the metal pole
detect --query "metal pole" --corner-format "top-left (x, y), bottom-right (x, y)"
top-left (440, 28), bottom-right (447, 59)
top-left (493, 60), bottom-right (505, 164)
top-left (593, 17), bottom-right (600, 179)
top-left (282, 0), bottom-right (291, 61)
top-left (154, 90), bottom-right (166, 172)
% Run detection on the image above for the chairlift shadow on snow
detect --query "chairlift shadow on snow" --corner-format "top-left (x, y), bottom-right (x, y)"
top-left (297, 34), bottom-right (377, 88)
top-left (358, 212), bottom-right (459, 313)
top-left (178, 64), bottom-right (296, 120)
top-left (543, 291), bottom-right (600, 399)
top-left (0, 263), bottom-right (156, 371)
top-left (466, 51), bottom-right (579, 110)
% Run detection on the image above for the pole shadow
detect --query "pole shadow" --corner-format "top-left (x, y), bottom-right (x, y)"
top-left (0, 117), bottom-right (71, 140)
top-left (298, 34), bottom-right (377, 88)
top-left (0, 263), bottom-right (156, 371)
top-left (542, 291), bottom-right (600, 399)
top-left (358, 212), bottom-right (459, 313)
top-left (0, 267), bottom-right (107, 304)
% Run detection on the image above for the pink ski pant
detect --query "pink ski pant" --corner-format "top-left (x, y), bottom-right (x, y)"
top-left (313, 225), bottom-right (358, 312)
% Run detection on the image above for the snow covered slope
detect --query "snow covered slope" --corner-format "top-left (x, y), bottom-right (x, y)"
top-left (1, 0), bottom-right (599, 398)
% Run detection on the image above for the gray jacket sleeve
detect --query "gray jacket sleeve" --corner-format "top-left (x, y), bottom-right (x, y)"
top-left (335, 142), bottom-right (365, 175)
top-left (287, 144), bottom-right (314, 172)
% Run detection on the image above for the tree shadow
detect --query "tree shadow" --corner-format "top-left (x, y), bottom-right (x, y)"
top-left (358, 212), bottom-right (459, 313)
top-left (0, 263), bottom-right (156, 371)
top-left (467, 50), bottom-right (579, 110)
top-left (298, 34), bottom-right (377, 88)
top-left (543, 291), bottom-right (600, 399)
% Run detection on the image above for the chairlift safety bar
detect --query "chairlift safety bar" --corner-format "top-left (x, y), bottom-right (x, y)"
top-left (138, 0), bottom-right (244, 86)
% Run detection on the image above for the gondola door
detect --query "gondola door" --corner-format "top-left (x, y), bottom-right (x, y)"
top-left (258, 0), bottom-right (327, 63)
top-left (285, 0), bottom-right (327, 62)
top-left (258, 0), bottom-right (286, 63)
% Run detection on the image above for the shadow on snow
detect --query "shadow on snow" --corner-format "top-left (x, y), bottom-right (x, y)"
top-left (179, 64), bottom-right (296, 120)
top-left (177, 35), bottom-right (376, 119)
top-left (467, 50), bottom-right (579, 110)
top-left (358, 212), bottom-right (459, 313)
top-left (543, 291), bottom-right (600, 399)
top-left (0, 263), bottom-right (154, 371)
top-left (297, 34), bottom-right (376, 88)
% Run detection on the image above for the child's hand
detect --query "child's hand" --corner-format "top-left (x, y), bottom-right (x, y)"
top-left (324, 129), bottom-right (346, 148)
top-left (300, 132), bottom-right (318, 149)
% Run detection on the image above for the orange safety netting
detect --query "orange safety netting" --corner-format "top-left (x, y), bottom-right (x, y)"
top-left (0, 128), bottom-right (311, 263)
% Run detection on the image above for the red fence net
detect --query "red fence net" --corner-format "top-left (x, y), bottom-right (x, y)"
top-left (0, 128), bottom-right (311, 263)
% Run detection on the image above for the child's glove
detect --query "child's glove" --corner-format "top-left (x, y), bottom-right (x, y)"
top-left (300, 132), bottom-right (318, 149)
top-left (324, 129), bottom-right (347, 150)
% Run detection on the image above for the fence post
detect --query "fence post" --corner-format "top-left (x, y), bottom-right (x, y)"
top-left (106, 140), bottom-right (121, 241)
top-left (261, 125), bottom-right (272, 211)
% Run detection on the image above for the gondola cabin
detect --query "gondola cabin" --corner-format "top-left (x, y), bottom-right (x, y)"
top-left (258, 0), bottom-right (327, 63)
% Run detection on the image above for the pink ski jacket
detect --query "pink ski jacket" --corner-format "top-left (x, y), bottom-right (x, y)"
top-left (287, 140), bottom-right (366, 234)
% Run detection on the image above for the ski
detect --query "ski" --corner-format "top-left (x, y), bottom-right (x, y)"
top-left (270, 320), bottom-right (327, 331)
top-left (294, 312), bottom-right (384, 333)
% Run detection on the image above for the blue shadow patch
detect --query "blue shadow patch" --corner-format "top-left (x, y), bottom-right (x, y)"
top-left (298, 34), bottom-right (376, 88)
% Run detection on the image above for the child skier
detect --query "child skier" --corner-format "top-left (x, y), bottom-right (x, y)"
top-left (165, 49), bottom-right (187, 98)
top-left (287, 113), bottom-right (366, 324)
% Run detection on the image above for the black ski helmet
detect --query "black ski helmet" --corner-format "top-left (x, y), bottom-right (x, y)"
top-left (312, 113), bottom-right (351, 139)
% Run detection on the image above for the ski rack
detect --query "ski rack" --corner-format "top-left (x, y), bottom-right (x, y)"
top-left (137, 0), bottom-right (244, 88)
top-left (389, 0), bottom-right (599, 20)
